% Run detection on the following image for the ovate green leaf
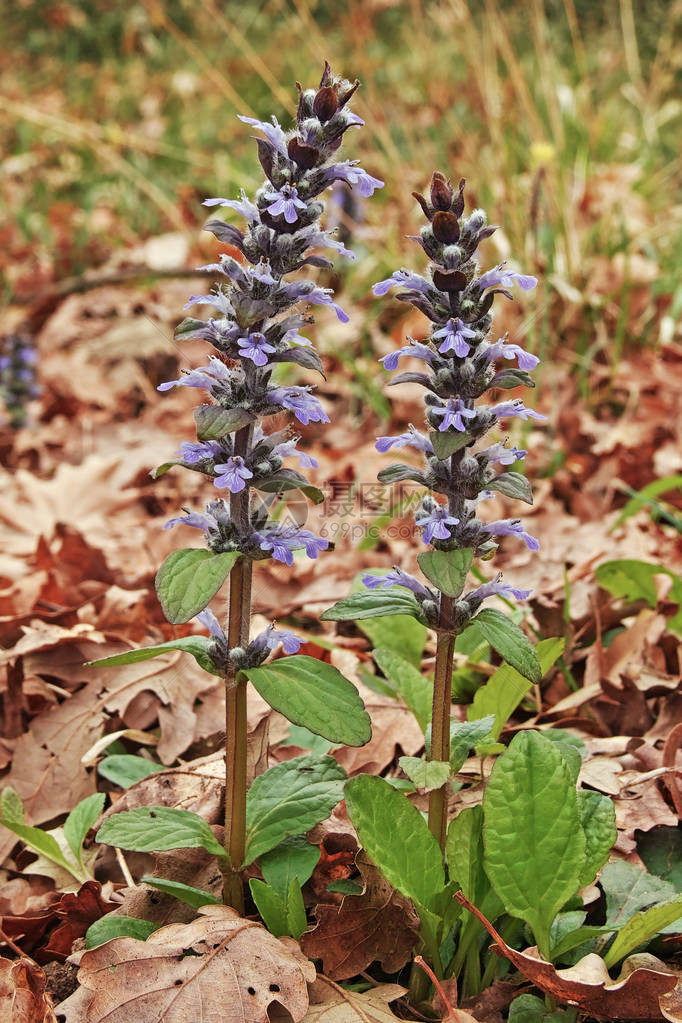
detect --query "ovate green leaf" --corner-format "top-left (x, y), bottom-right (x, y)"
top-left (577, 790), bottom-right (617, 888)
top-left (244, 756), bottom-right (346, 866)
top-left (85, 915), bottom-right (161, 949)
top-left (97, 755), bottom-right (166, 788)
top-left (471, 609), bottom-right (541, 683)
top-left (483, 731), bottom-right (585, 958)
top-left (96, 807), bottom-right (225, 858)
top-left (321, 590), bottom-right (426, 623)
top-left (398, 757), bottom-right (450, 792)
top-left (242, 655), bottom-right (371, 747)
top-left (344, 775), bottom-right (445, 913)
top-left (85, 636), bottom-right (219, 675)
top-left (140, 876), bottom-right (221, 909)
top-left (417, 548), bottom-right (473, 597)
top-left (194, 403), bottom-right (254, 440)
top-left (155, 548), bottom-right (240, 625)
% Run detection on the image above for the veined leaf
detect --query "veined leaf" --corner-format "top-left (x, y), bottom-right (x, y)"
top-left (418, 548), bottom-right (473, 597)
top-left (155, 548), bottom-right (240, 625)
top-left (483, 731), bottom-right (585, 959)
top-left (604, 897), bottom-right (682, 968)
top-left (372, 648), bottom-right (432, 730)
top-left (242, 655), bottom-right (370, 747)
top-left (140, 876), bottom-right (221, 909)
top-left (64, 793), bottom-right (106, 865)
top-left (430, 429), bottom-right (472, 459)
top-left (244, 756), bottom-right (346, 866)
top-left (96, 807), bottom-right (225, 859)
top-left (85, 915), bottom-right (161, 949)
top-left (194, 403), bottom-right (255, 439)
top-left (86, 635), bottom-right (220, 675)
top-left (470, 608), bottom-right (541, 683)
top-left (321, 589), bottom-right (426, 624)
top-left (398, 758), bottom-right (450, 792)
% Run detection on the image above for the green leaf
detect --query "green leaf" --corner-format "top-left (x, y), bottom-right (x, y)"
top-left (327, 879), bottom-right (363, 895)
top-left (372, 648), bottom-right (432, 730)
top-left (249, 878), bottom-right (307, 940)
top-left (244, 755), bottom-right (346, 866)
top-left (487, 472), bottom-right (533, 504)
top-left (398, 757), bottom-right (450, 792)
top-left (544, 731), bottom-right (584, 784)
top-left (450, 715), bottom-right (496, 773)
top-left (321, 589), bottom-right (426, 624)
top-left (358, 616), bottom-right (427, 666)
top-left (550, 924), bottom-right (616, 961)
top-left (155, 548), bottom-right (241, 625)
top-left (194, 403), bottom-right (254, 439)
top-left (489, 368), bottom-right (536, 391)
top-left (508, 993), bottom-right (572, 1023)
top-left (577, 791), bottom-right (617, 888)
top-left (149, 460), bottom-right (182, 480)
top-left (249, 879), bottom-right (288, 937)
top-left (259, 836), bottom-right (320, 895)
top-left (601, 861), bottom-right (679, 934)
top-left (140, 876), bottom-right (221, 909)
top-left (285, 724), bottom-right (336, 756)
top-left (0, 817), bottom-right (81, 878)
top-left (377, 463), bottom-right (426, 485)
top-left (446, 806), bottom-right (503, 922)
top-left (97, 755), bottom-right (166, 788)
top-left (595, 559), bottom-right (682, 636)
top-left (242, 655), bottom-right (371, 747)
top-left (174, 317), bottom-right (208, 341)
top-left (604, 897), bottom-right (682, 968)
top-left (469, 637), bottom-right (564, 738)
top-left (96, 807), bottom-right (225, 859)
top-left (471, 609), bottom-right (541, 683)
top-left (256, 469), bottom-right (324, 504)
top-left (430, 429), bottom-right (472, 459)
top-left (344, 774), bottom-right (445, 913)
top-left (1, 788), bottom-right (24, 827)
top-left (85, 636), bottom-right (220, 675)
top-left (483, 731), bottom-right (586, 959)
top-left (64, 793), bottom-right (105, 865)
top-left (612, 475), bottom-right (682, 529)
top-left (85, 915), bottom-right (161, 949)
top-left (417, 548), bottom-right (473, 597)
top-left (637, 827), bottom-right (682, 891)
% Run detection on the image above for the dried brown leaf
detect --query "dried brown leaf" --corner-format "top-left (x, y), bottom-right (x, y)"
top-left (301, 851), bottom-right (420, 979)
top-left (298, 976), bottom-right (409, 1022)
top-left (59, 906), bottom-right (315, 1022)
top-left (0, 956), bottom-right (57, 1022)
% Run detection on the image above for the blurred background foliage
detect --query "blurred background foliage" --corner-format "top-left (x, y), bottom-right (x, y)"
top-left (2, 0), bottom-right (681, 369)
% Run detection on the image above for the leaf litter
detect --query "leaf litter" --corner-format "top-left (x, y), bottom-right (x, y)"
top-left (1, 249), bottom-right (682, 1020)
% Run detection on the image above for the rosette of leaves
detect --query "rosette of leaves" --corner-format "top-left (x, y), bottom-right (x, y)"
top-left (90, 65), bottom-right (380, 913)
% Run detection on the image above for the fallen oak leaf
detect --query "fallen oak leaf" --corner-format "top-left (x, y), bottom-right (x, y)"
top-left (0, 956), bottom-right (57, 1022)
top-left (299, 975), bottom-right (412, 1022)
top-left (300, 850), bottom-right (420, 979)
top-left (57, 905), bottom-right (315, 1022)
top-left (455, 892), bottom-right (677, 1020)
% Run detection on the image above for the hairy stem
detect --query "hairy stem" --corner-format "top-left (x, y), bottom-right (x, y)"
top-left (222, 424), bottom-right (253, 911)
top-left (427, 596), bottom-right (456, 851)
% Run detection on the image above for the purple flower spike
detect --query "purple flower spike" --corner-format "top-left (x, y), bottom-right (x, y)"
top-left (485, 338), bottom-right (540, 371)
top-left (416, 505), bottom-right (460, 544)
top-left (256, 525), bottom-right (329, 566)
top-left (486, 519), bottom-right (540, 551)
top-left (433, 317), bottom-right (477, 357)
top-left (362, 568), bottom-right (431, 599)
top-left (237, 331), bottom-right (277, 367)
top-left (480, 442), bottom-right (527, 466)
top-left (213, 456), bottom-right (253, 493)
top-left (272, 438), bottom-right (319, 469)
top-left (431, 397), bottom-right (477, 432)
top-left (264, 183), bottom-right (308, 224)
top-left (196, 608), bottom-right (226, 640)
top-left (158, 357), bottom-right (230, 394)
top-left (203, 190), bottom-right (260, 223)
top-left (477, 262), bottom-right (538, 292)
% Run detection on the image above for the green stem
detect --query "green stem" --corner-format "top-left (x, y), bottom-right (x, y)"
top-left (427, 596), bottom-right (456, 851)
top-left (222, 424), bottom-right (253, 912)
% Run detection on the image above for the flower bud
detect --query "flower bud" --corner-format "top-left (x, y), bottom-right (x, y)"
top-left (430, 172), bottom-right (454, 211)
top-left (432, 211), bottom-right (460, 244)
top-left (313, 86), bottom-right (339, 121)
